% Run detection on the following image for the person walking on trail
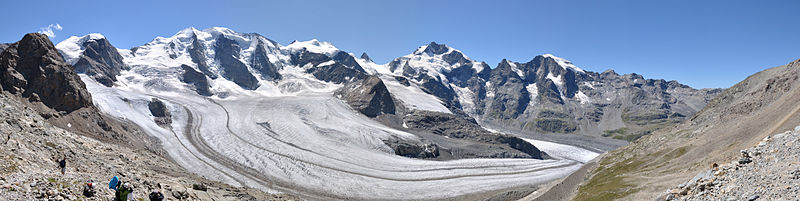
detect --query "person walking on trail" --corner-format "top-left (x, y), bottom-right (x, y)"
top-left (58, 158), bottom-right (66, 175)
top-left (114, 182), bottom-right (134, 201)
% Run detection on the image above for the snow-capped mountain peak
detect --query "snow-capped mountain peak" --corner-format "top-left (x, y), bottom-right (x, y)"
top-left (413, 42), bottom-right (458, 56)
top-left (541, 53), bottom-right (585, 73)
top-left (55, 33), bottom-right (107, 65)
top-left (283, 39), bottom-right (340, 56)
top-left (388, 42), bottom-right (479, 79)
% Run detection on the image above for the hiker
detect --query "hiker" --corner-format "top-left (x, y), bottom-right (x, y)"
top-left (148, 182), bottom-right (164, 201)
top-left (148, 190), bottom-right (164, 201)
top-left (82, 180), bottom-right (96, 197)
top-left (58, 158), bottom-right (66, 175)
top-left (114, 182), bottom-right (134, 201)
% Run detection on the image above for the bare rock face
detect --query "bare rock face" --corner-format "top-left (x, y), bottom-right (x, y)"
top-left (180, 64), bottom-right (212, 96)
top-left (250, 40), bottom-right (281, 80)
top-left (148, 98), bottom-right (172, 127)
top-left (336, 75), bottom-right (396, 117)
top-left (71, 37), bottom-right (128, 87)
top-left (360, 52), bottom-right (372, 62)
top-left (214, 36), bottom-right (259, 90)
top-left (0, 33), bottom-right (93, 112)
top-left (0, 43), bottom-right (9, 53)
top-left (382, 136), bottom-right (439, 159)
top-left (291, 49), bottom-right (368, 84)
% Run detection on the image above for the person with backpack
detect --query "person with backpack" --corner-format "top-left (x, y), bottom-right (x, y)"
top-left (114, 182), bottom-right (134, 201)
top-left (148, 189), bottom-right (164, 201)
top-left (82, 180), bottom-right (96, 197)
top-left (58, 158), bottom-right (66, 175)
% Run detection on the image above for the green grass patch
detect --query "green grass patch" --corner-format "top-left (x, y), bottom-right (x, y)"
top-left (602, 127), bottom-right (628, 137)
top-left (663, 146), bottom-right (688, 160)
top-left (574, 157), bottom-right (645, 201)
top-left (45, 141), bottom-right (57, 148)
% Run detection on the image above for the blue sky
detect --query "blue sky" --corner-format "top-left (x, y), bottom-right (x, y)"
top-left (1, 0), bottom-right (798, 89)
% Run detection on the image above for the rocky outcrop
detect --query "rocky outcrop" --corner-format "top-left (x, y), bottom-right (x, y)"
top-left (0, 43), bottom-right (9, 53)
top-left (215, 36), bottom-right (259, 90)
top-left (0, 33), bottom-right (93, 112)
top-left (382, 136), bottom-right (439, 158)
top-left (180, 65), bottom-right (212, 96)
top-left (250, 40), bottom-right (281, 80)
top-left (360, 52), bottom-right (372, 62)
top-left (336, 75), bottom-right (396, 117)
top-left (188, 34), bottom-right (217, 79)
top-left (403, 110), bottom-right (546, 159)
top-left (148, 98), bottom-right (172, 127)
top-left (72, 37), bottom-right (128, 87)
top-left (291, 49), bottom-right (368, 84)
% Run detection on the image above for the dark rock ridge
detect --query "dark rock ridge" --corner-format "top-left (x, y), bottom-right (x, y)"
top-left (403, 110), bottom-right (547, 159)
top-left (180, 64), bottom-right (212, 96)
top-left (290, 49), bottom-right (368, 84)
top-left (214, 36), bottom-right (259, 90)
top-left (71, 37), bottom-right (128, 87)
top-left (188, 34), bottom-right (217, 79)
top-left (336, 75), bottom-right (396, 117)
top-left (0, 33), bottom-right (93, 112)
top-left (250, 40), bottom-right (281, 80)
top-left (360, 52), bottom-right (372, 62)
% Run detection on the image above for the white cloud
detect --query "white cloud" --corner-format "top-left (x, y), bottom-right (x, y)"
top-left (37, 24), bottom-right (63, 38)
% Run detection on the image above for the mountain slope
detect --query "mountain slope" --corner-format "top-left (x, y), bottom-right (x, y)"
top-left (0, 33), bottom-right (297, 201)
top-left (573, 58), bottom-right (800, 201)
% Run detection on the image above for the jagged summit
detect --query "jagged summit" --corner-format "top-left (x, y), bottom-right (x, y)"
top-left (539, 54), bottom-right (585, 73)
top-left (360, 52), bottom-right (372, 62)
top-left (414, 41), bottom-right (451, 55)
top-left (56, 33), bottom-right (107, 65)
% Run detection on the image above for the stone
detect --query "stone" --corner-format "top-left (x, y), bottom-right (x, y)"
top-left (0, 33), bottom-right (93, 112)
top-left (738, 157), bottom-right (752, 164)
top-left (335, 75), bottom-right (396, 117)
top-left (192, 183), bottom-right (207, 191)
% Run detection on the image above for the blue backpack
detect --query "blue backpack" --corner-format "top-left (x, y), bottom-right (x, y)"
top-left (108, 176), bottom-right (119, 190)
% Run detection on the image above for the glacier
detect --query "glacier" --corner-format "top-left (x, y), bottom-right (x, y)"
top-left (64, 27), bottom-right (601, 199)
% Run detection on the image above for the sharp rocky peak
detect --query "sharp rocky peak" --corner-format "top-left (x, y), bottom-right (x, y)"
top-left (360, 52), bottom-right (372, 62)
top-left (414, 41), bottom-right (452, 55)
